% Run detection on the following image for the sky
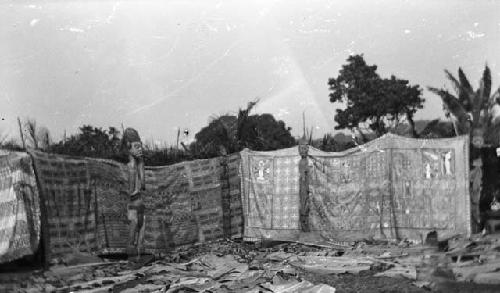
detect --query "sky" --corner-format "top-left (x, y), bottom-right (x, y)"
top-left (1, 0), bottom-right (499, 145)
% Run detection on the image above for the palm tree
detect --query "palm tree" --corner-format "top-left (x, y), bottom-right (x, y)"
top-left (428, 65), bottom-right (500, 147)
top-left (429, 65), bottom-right (500, 232)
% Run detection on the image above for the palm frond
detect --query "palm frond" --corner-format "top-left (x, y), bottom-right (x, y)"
top-left (490, 87), bottom-right (500, 108)
top-left (458, 67), bottom-right (474, 110)
top-left (428, 87), bottom-right (468, 120)
top-left (444, 69), bottom-right (462, 94)
top-left (470, 80), bottom-right (486, 127)
top-left (482, 64), bottom-right (492, 104)
top-left (458, 67), bottom-right (474, 94)
top-left (25, 119), bottom-right (38, 149)
top-left (490, 102), bottom-right (500, 128)
top-left (236, 99), bottom-right (259, 147)
top-left (418, 119), bottom-right (440, 137)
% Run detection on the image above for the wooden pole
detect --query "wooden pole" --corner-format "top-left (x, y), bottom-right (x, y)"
top-left (176, 128), bottom-right (180, 150)
top-left (302, 111), bottom-right (306, 139)
top-left (17, 117), bottom-right (26, 149)
top-left (30, 157), bottom-right (50, 268)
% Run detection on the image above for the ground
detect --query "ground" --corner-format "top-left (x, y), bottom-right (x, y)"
top-left (2, 235), bottom-right (500, 292)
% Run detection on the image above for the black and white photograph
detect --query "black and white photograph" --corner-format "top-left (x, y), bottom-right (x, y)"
top-left (1, 0), bottom-right (500, 292)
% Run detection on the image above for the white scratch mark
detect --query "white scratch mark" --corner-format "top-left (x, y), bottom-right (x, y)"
top-left (106, 2), bottom-right (120, 24)
top-left (156, 34), bottom-right (181, 61)
top-left (404, 29), bottom-right (411, 34)
top-left (313, 57), bottom-right (335, 70)
top-left (206, 23), bottom-right (218, 32)
top-left (299, 100), bottom-right (314, 107)
top-left (127, 41), bottom-right (241, 115)
top-left (30, 19), bottom-right (40, 27)
top-left (276, 108), bottom-right (290, 118)
top-left (344, 48), bottom-right (355, 56)
top-left (465, 30), bottom-right (485, 40)
top-left (59, 27), bottom-right (85, 33)
top-left (259, 7), bottom-right (270, 18)
top-left (298, 28), bottom-right (330, 34)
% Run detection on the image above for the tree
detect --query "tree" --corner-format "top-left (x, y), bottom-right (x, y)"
top-left (16, 118), bottom-right (52, 150)
top-left (428, 65), bottom-right (500, 147)
top-left (49, 125), bottom-right (125, 161)
top-left (416, 119), bottom-right (455, 139)
top-left (25, 119), bottom-right (39, 149)
top-left (192, 101), bottom-right (296, 158)
top-left (191, 115), bottom-right (239, 157)
top-left (328, 55), bottom-right (425, 138)
top-left (0, 130), bottom-right (23, 151)
top-left (37, 127), bottom-right (51, 150)
top-left (317, 133), bottom-right (357, 152)
top-left (49, 125), bottom-right (194, 165)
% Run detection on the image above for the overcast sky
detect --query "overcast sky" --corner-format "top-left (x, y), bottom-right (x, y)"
top-left (1, 0), bottom-right (499, 144)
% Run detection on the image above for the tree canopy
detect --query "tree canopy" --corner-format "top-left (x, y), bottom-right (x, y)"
top-left (191, 102), bottom-right (296, 158)
top-left (49, 125), bottom-right (125, 161)
top-left (328, 54), bottom-right (425, 138)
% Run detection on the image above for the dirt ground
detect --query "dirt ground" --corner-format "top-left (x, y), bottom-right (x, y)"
top-left (300, 269), bottom-right (427, 293)
top-left (2, 236), bottom-right (500, 292)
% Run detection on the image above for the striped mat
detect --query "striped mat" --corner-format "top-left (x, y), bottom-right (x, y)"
top-left (0, 150), bottom-right (40, 263)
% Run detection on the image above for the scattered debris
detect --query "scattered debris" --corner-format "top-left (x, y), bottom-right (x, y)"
top-left (5, 234), bottom-right (500, 292)
top-left (374, 265), bottom-right (417, 280)
top-left (290, 255), bottom-right (373, 275)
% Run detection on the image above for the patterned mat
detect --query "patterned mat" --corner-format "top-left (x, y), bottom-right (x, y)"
top-left (241, 134), bottom-right (470, 242)
top-left (0, 151), bottom-right (40, 263)
top-left (29, 151), bottom-right (243, 259)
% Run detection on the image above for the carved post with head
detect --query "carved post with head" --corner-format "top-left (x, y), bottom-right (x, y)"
top-left (470, 158), bottom-right (483, 232)
top-left (123, 128), bottom-right (145, 195)
top-left (122, 127), bottom-right (146, 255)
top-left (298, 138), bottom-right (310, 232)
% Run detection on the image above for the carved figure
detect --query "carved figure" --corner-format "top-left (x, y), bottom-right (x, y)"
top-left (425, 163), bottom-right (432, 179)
top-left (122, 127), bottom-right (146, 255)
top-left (298, 140), bottom-right (310, 232)
top-left (255, 160), bottom-right (270, 181)
top-left (123, 128), bottom-right (145, 195)
top-left (470, 158), bottom-right (483, 228)
top-left (444, 151), bottom-right (452, 175)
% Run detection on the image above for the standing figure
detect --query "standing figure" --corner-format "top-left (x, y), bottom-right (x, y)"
top-left (298, 140), bottom-right (310, 232)
top-left (470, 158), bottom-right (483, 230)
top-left (122, 127), bottom-right (146, 255)
top-left (444, 151), bottom-right (452, 175)
top-left (425, 163), bottom-right (432, 179)
top-left (123, 128), bottom-right (146, 195)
